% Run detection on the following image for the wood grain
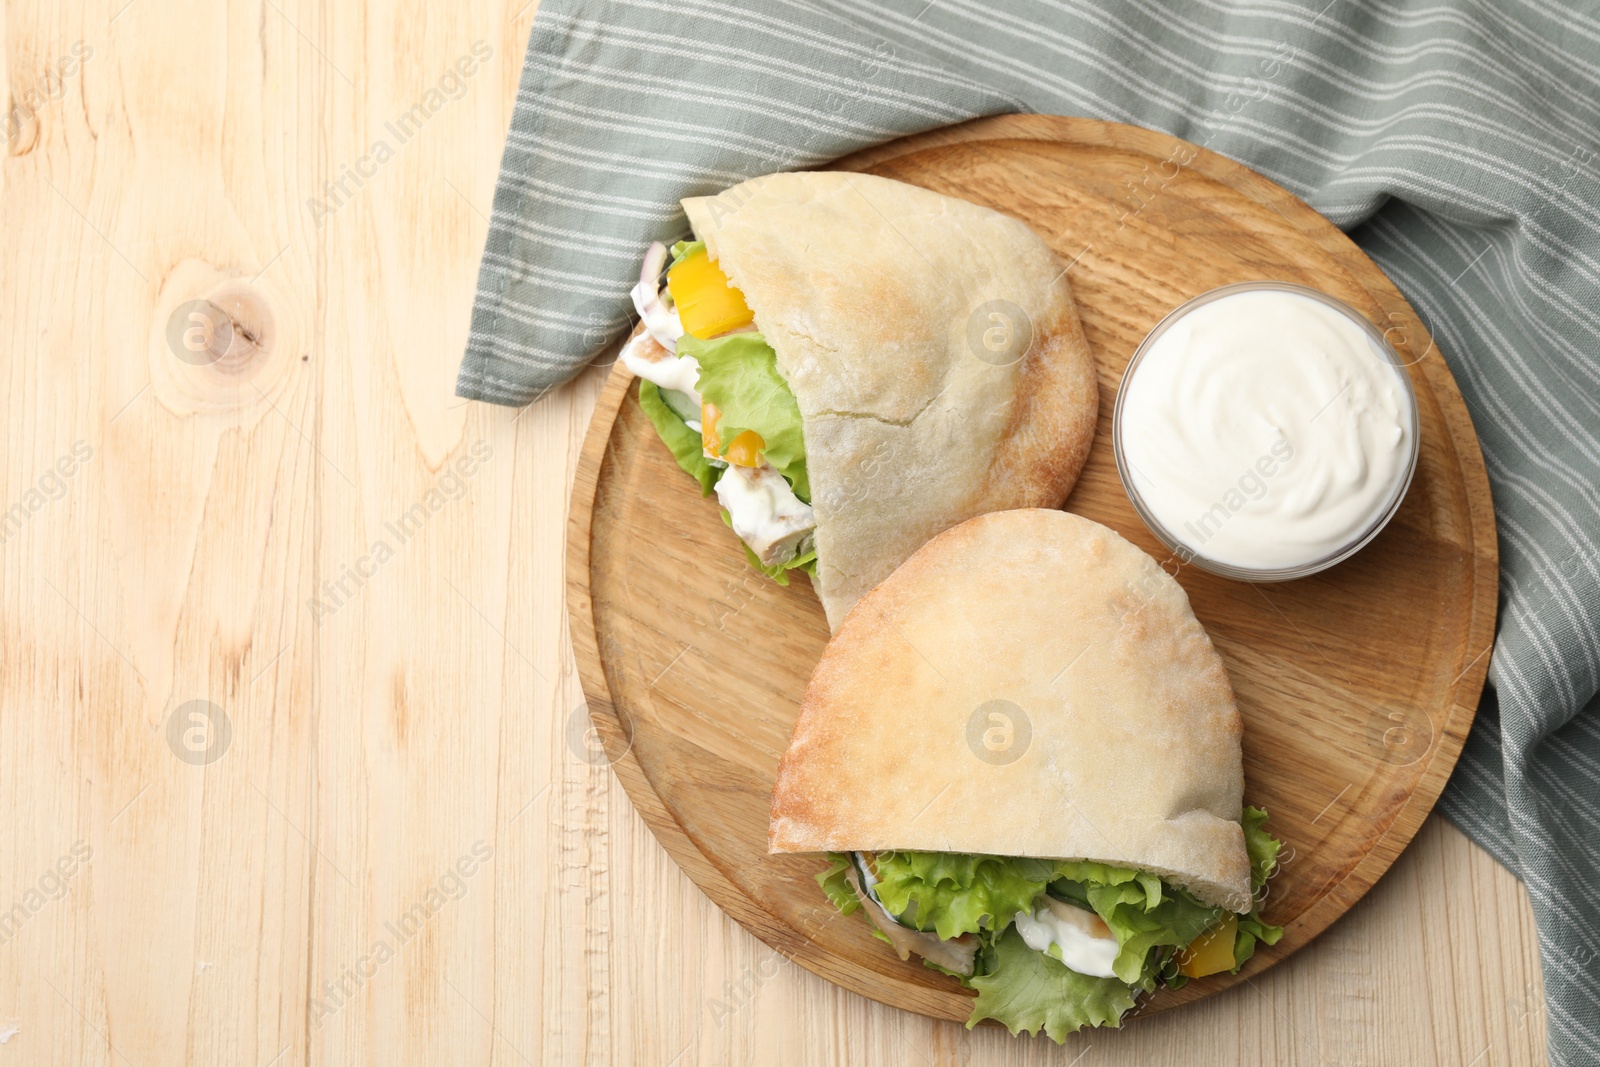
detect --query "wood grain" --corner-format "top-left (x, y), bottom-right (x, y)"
top-left (568, 116), bottom-right (1500, 1029)
top-left (0, 9), bottom-right (1545, 1067)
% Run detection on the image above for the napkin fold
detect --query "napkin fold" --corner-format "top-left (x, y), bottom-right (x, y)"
top-left (461, 2), bottom-right (1600, 1062)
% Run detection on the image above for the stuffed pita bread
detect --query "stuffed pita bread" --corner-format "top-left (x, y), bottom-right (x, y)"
top-left (769, 509), bottom-right (1283, 1040)
top-left (621, 172), bottom-right (1098, 630)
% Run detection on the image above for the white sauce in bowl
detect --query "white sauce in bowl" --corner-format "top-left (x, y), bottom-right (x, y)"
top-left (1117, 286), bottom-right (1416, 575)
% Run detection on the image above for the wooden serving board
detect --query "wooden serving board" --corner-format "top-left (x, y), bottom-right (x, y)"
top-left (565, 115), bottom-right (1497, 1026)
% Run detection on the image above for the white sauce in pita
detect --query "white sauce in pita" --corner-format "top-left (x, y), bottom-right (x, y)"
top-left (620, 332), bottom-right (703, 412)
top-left (626, 259), bottom-right (816, 569)
top-left (1119, 287), bottom-right (1415, 572)
top-left (630, 243), bottom-right (684, 352)
top-left (715, 464), bottom-right (813, 567)
top-left (1013, 897), bottom-right (1120, 978)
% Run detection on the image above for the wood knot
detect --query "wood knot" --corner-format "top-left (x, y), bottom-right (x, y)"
top-left (3, 100), bottom-right (40, 156)
top-left (165, 285), bottom-right (274, 374)
top-left (151, 262), bottom-right (296, 415)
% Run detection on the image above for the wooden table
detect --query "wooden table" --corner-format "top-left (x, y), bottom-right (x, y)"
top-left (0, 4), bottom-right (1549, 1064)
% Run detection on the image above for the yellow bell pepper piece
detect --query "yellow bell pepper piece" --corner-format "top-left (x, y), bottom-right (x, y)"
top-left (700, 401), bottom-right (765, 467)
top-left (722, 429), bottom-right (765, 468)
top-left (701, 402), bottom-right (722, 456)
top-left (1178, 912), bottom-right (1238, 978)
top-left (668, 247), bottom-right (754, 338)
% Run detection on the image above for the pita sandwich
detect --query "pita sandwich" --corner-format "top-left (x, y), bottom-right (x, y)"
top-left (620, 172), bottom-right (1098, 630)
top-left (769, 508), bottom-right (1283, 1040)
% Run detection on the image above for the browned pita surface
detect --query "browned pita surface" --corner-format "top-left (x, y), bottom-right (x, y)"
top-left (682, 172), bottom-right (1097, 631)
top-left (768, 508), bottom-right (1252, 913)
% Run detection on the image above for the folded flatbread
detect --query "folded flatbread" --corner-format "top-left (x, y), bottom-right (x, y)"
top-left (769, 507), bottom-right (1252, 913)
top-left (675, 172), bottom-right (1098, 630)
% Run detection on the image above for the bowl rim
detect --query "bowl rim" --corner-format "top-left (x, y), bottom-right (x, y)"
top-left (1111, 280), bottom-right (1423, 582)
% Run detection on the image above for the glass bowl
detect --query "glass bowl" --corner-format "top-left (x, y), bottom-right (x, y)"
top-left (1112, 281), bottom-right (1421, 582)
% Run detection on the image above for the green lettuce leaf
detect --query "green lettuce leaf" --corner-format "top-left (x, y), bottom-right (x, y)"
top-left (1080, 879), bottom-right (1222, 984)
top-left (637, 380), bottom-right (716, 495)
top-left (740, 541), bottom-right (818, 584)
top-left (1049, 809), bottom-right (1285, 981)
top-left (1234, 806), bottom-right (1285, 970)
top-left (967, 927), bottom-right (1139, 1042)
top-left (812, 806), bottom-right (1288, 1014)
top-left (865, 851), bottom-right (1220, 982)
top-left (868, 853), bottom-right (1057, 941)
top-left (816, 853), bottom-right (861, 916)
top-left (1043, 859), bottom-right (1219, 984)
top-left (681, 332), bottom-right (809, 502)
top-left (668, 239), bottom-right (704, 268)
top-left (1234, 911), bottom-right (1282, 970)
top-left (1243, 805), bottom-right (1282, 891)
top-left (816, 852), bottom-right (987, 957)
top-left (718, 511), bottom-right (816, 585)
top-left (1156, 947), bottom-right (1189, 990)
top-left (816, 852), bottom-right (901, 952)
top-left (1049, 861), bottom-right (1163, 903)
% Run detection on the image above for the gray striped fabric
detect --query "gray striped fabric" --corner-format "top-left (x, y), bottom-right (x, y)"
top-left (460, 1), bottom-right (1600, 1060)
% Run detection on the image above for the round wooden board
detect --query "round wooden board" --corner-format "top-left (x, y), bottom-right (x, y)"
top-left (565, 115), bottom-right (1498, 1027)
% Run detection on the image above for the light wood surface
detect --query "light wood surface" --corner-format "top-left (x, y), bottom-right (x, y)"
top-left (568, 114), bottom-right (1501, 1027)
top-left (0, 7), bottom-right (1546, 1067)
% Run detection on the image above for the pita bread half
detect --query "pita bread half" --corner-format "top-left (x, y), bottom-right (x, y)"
top-left (681, 172), bottom-right (1098, 631)
top-left (768, 508), bottom-right (1252, 914)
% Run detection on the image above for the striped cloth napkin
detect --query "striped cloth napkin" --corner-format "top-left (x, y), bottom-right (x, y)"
top-left (458, 1), bottom-right (1600, 1061)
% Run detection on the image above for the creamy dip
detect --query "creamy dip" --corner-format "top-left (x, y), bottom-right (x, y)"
top-left (1118, 286), bottom-right (1416, 573)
